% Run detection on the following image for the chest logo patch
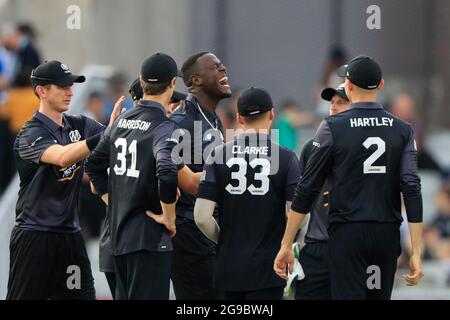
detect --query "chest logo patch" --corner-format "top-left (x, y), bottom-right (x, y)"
top-left (69, 130), bottom-right (81, 142)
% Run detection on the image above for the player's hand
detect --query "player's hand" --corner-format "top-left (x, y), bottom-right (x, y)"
top-left (167, 101), bottom-right (182, 115)
top-left (273, 246), bottom-right (294, 280)
top-left (146, 210), bottom-right (176, 238)
top-left (108, 96), bottom-right (126, 127)
top-left (402, 253), bottom-right (424, 286)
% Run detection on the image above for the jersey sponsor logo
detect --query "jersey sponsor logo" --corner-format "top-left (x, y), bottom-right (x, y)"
top-left (57, 163), bottom-right (81, 182)
top-left (69, 130), bottom-right (81, 142)
top-left (117, 118), bottom-right (151, 131)
top-left (349, 117), bottom-right (393, 128)
top-left (29, 136), bottom-right (43, 148)
top-left (312, 141), bottom-right (321, 148)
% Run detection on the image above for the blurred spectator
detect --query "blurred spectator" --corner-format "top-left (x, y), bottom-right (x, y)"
top-left (274, 99), bottom-right (313, 152)
top-left (0, 33), bottom-right (40, 193)
top-left (424, 182), bottom-right (450, 285)
top-left (103, 72), bottom-right (133, 119)
top-left (2, 22), bottom-right (41, 87)
top-left (316, 46), bottom-right (348, 118)
top-left (79, 93), bottom-right (107, 239)
top-left (86, 91), bottom-right (107, 124)
top-left (320, 46), bottom-right (347, 89)
top-left (390, 93), bottom-right (444, 174)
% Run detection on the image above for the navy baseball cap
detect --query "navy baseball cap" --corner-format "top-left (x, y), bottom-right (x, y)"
top-left (321, 83), bottom-right (349, 102)
top-left (141, 53), bottom-right (182, 84)
top-left (30, 60), bottom-right (85, 88)
top-left (238, 87), bottom-right (273, 116)
top-left (337, 55), bottom-right (382, 90)
top-left (129, 77), bottom-right (187, 102)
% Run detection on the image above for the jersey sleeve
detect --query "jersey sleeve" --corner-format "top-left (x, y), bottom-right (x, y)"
top-left (197, 153), bottom-right (217, 202)
top-left (16, 126), bottom-right (57, 165)
top-left (153, 121), bottom-right (179, 204)
top-left (284, 152), bottom-right (301, 201)
top-left (291, 120), bottom-right (334, 214)
top-left (400, 126), bottom-right (423, 223)
top-left (84, 127), bottom-right (111, 196)
top-left (298, 139), bottom-right (314, 175)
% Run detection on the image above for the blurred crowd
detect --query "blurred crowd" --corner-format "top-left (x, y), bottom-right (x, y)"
top-left (1, 23), bottom-right (450, 285)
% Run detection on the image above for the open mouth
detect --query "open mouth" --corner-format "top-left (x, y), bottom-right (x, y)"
top-left (219, 76), bottom-right (230, 88)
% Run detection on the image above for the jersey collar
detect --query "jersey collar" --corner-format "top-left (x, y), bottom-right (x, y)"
top-left (34, 111), bottom-right (70, 133)
top-left (350, 102), bottom-right (383, 110)
top-left (138, 100), bottom-right (166, 115)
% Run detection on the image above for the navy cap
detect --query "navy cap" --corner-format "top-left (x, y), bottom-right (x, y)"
top-left (129, 77), bottom-right (187, 103)
top-left (141, 53), bottom-right (181, 84)
top-left (129, 78), bottom-right (143, 101)
top-left (321, 83), bottom-right (349, 102)
top-left (30, 60), bottom-right (85, 88)
top-left (337, 55), bottom-right (382, 90)
top-left (238, 87), bottom-right (273, 116)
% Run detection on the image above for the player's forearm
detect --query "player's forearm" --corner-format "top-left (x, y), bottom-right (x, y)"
top-left (408, 222), bottom-right (423, 256)
top-left (41, 141), bottom-right (90, 167)
top-left (281, 209), bottom-right (307, 249)
top-left (41, 133), bottom-right (101, 167)
top-left (160, 201), bottom-right (176, 223)
top-left (194, 198), bottom-right (219, 244)
top-left (178, 166), bottom-right (202, 196)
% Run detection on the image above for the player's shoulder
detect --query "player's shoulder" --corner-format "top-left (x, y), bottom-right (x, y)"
top-left (383, 110), bottom-right (413, 131)
top-left (274, 141), bottom-right (298, 159)
top-left (169, 95), bottom-right (197, 125)
top-left (18, 116), bottom-right (50, 137)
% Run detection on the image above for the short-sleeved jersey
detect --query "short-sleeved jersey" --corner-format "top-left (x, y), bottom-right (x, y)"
top-left (197, 132), bottom-right (300, 291)
top-left (292, 102), bottom-right (423, 225)
top-left (85, 100), bottom-right (181, 256)
top-left (14, 112), bottom-right (104, 233)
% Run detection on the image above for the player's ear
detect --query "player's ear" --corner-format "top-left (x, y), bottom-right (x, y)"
top-left (237, 113), bottom-right (244, 125)
top-left (377, 79), bottom-right (385, 91)
top-left (170, 77), bottom-right (177, 88)
top-left (269, 109), bottom-right (275, 121)
top-left (36, 85), bottom-right (45, 99)
top-left (191, 74), bottom-right (202, 87)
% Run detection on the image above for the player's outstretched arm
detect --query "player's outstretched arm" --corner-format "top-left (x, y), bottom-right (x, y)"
top-left (194, 198), bottom-right (219, 244)
top-left (41, 137), bottom-right (99, 167)
top-left (85, 130), bottom-right (112, 197)
top-left (274, 209), bottom-right (307, 280)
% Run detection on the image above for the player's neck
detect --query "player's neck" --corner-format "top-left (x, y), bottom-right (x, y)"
top-left (39, 103), bottom-right (63, 126)
top-left (143, 94), bottom-right (170, 113)
top-left (193, 91), bottom-right (219, 114)
top-left (244, 125), bottom-right (270, 133)
top-left (350, 94), bottom-right (377, 104)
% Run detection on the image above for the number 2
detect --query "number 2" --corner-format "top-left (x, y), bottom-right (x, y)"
top-left (362, 137), bottom-right (386, 174)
